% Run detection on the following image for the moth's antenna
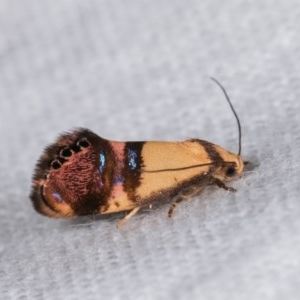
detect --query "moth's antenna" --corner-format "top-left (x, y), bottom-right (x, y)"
top-left (210, 77), bottom-right (242, 156)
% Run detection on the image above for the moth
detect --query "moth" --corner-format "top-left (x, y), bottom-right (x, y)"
top-left (30, 78), bottom-right (245, 228)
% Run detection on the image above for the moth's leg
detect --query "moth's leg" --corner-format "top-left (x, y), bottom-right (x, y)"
top-left (168, 197), bottom-right (185, 218)
top-left (168, 187), bottom-right (202, 218)
top-left (117, 206), bottom-right (141, 229)
top-left (209, 177), bottom-right (236, 192)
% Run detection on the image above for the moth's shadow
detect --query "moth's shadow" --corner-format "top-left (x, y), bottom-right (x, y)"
top-left (60, 207), bottom-right (158, 229)
top-left (60, 212), bottom-right (122, 228)
top-left (243, 155), bottom-right (260, 172)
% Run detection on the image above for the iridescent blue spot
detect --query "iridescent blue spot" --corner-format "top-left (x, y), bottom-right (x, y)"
top-left (99, 151), bottom-right (106, 173)
top-left (128, 149), bottom-right (138, 170)
top-left (113, 176), bottom-right (124, 185)
top-left (52, 191), bottom-right (63, 202)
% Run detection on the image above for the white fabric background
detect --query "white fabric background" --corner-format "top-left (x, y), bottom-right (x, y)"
top-left (1, 1), bottom-right (300, 299)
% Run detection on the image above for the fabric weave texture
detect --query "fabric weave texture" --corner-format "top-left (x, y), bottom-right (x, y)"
top-left (1, 1), bottom-right (300, 299)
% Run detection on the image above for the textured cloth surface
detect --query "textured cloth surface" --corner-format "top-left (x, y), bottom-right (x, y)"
top-left (1, 1), bottom-right (300, 299)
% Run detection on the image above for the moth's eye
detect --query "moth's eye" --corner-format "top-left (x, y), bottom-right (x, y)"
top-left (51, 159), bottom-right (62, 170)
top-left (77, 138), bottom-right (90, 148)
top-left (60, 147), bottom-right (72, 158)
top-left (226, 166), bottom-right (236, 177)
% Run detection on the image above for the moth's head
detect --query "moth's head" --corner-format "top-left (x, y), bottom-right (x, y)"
top-left (30, 129), bottom-right (110, 218)
top-left (212, 146), bottom-right (244, 181)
